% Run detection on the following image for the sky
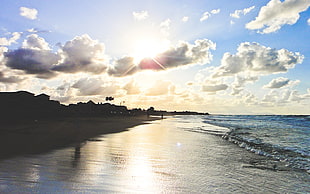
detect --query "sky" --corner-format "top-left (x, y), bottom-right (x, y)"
top-left (0, 0), bottom-right (309, 114)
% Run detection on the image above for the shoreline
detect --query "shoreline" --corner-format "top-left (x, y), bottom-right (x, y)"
top-left (0, 116), bottom-right (160, 160)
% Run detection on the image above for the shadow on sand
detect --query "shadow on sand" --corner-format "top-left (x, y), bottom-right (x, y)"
top-left (0, 116), bottom-right (158, 160)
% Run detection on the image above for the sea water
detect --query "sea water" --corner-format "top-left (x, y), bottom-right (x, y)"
top-left (0, 115), bottom-right (309, 193)
top-left (201, 115), bottom-right (310, 172)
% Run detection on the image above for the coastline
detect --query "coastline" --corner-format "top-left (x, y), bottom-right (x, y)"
top-left (0, 116), bottom-right (160, 160)
top-left (0, 115), bottom-right (309, 193)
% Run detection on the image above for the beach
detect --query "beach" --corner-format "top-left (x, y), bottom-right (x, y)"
top-left (0, 116), bottom-right (309, 193)
top-left (0, 116), bottom-right (159, 160)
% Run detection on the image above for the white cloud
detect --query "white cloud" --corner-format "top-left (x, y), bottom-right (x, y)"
top-left (212, 42), bottom-right (304, 78)
top-left (72, 77), bottom-right (119, 96)
top-left (202, 78), bottom-right (228, 93)
top-left (246, 0), bottom-right (310, 34)
top-left (26, 28), bottom-right (51, 34)
top-left (233, 75), bottom-right (258, 88)
top-left (202, 83), bottom-right (228, 93)
top-left (0, 32), bottom-right (21, 46)
top-left (146, 80), bottom-right (174, 96)
top-left (308, 18), bottom-right (310, 25)
top-left (20, 7), bottom-right (38, 20)
top-left (133, 11), bottom-right (149, 20)
top-left (200, 12), bottom-right (211, 22)
top-left (182, 16), bottom-right (189, 22)
top-left (200, 9), bottom-right (220, 22)
top-left (211, 9), bottom-right (221, 15)
top-left (122, 79), bottom-right (141, 95)
top-left (160, 19), bottom-right (171, 36)
top-left (262, 89), bottom-right (309, 104)
top-left (0, 47), bottom-right (8, 63)
top-left (22, 34), bottom-right (50, 50)
top-left (0, 72), bottom-right (23, 83)
top-left (109, 39), bottom-right (216, 77)
top-left (242, 93), bottom-right (259, 105)
top-left (54, 34), bottom-right (108, 74)
top-left (263, 77), bottom-right (300, 88)
top-left (262, 90), bottom-right (279, 103)
top-left (230, 6), bottom-right (255, 19)
top-left (263, 77), bottom-right (289, 88)
top-left (231, 75), bottom-right (258, 95)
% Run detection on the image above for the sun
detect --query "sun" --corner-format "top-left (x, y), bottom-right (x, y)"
top-left (132, 38), bottom-right (170, 63)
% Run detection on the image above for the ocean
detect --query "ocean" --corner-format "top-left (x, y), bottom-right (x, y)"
top-left (0, 115), bottom-right (309, 193)
top-left (193, 115), bottom-right (310, 173)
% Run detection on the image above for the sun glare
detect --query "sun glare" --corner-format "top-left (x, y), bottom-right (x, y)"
top-left (132, 38), bottom-right (170, 63)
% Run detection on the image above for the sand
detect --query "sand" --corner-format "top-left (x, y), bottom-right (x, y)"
top-left (0, 116), bottom-right (160, 160)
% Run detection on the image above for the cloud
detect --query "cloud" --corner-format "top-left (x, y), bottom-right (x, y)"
top-left (0, 47), bottom-right (8, 62)
top-left (5, 48), bottom-right (59, 78)
top-left (212, 42), bottom-right (304, 78)
top-left (20, 7), bottom-right (38, 20)
top-left (200, 12), bottom-right (211, 22)
top-left (264, 77), bottom-right (290, 88)
top-left (201, 76), bottom-right (229, 93)
top-left (22, 34), bottom-right (50, 50)
top-left (160, 19), bottom-right (171, 36)
top-left (211, 9), bottom-right (220, 14)
top-left (308, 18), bottom-right (310, 25)
top-left (200, 9), bottom-right (220, 22)
top-left (146, 80), bottom-right (174, 96)
top-left (109, 39), bottom-right (216, 77)
top-left (53, 34), bottom-right (108, 74)
top-left (202, 83), bottom-right (228, 93)
top-left (40, 82), bottom-right (73, 103)
top-left (232, 75), bottom-right (258, 88)
top-left (108, 56), bottom-right (138, 77)
top-left (230, 6), bottom-right (255, 19)
top-left (2, 34), bottom-right (57, 78)
top-left (263, 77), bottom-right (300, 88)
top-left (262, 89), bottom-right (309, 104)
top-left (182, 16), bottom-right (189, 22)
top-left (122, 79), bottom-right (141, 95)
top-left (246, 0), bottom-right (310, 34)
top-left (262, 90), bottom-right (279, 104)
top-left (0, 72), bottom-right (23, 83)
top-left (0, 32), bottom-right (21, 46)
top-left (143, 39), bottom-right (216, 68)
top-left (133, 11), bottom-right (149, 20)
top-left (231, 75), bottom-right (258, 95)
top-left (72, 77), bottom-right (119, 96)
top-left (3, 34), bottom-right (108, 78)
top-left (72, 78), bottom-right (105, 96)
top-left (240, 92), bottom-right (259, 105)
top-left (3, 34), bottom-right (215, 79)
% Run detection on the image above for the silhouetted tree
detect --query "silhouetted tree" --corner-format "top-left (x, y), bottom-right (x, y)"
top-left (147, 107), bottom-right (155, 113)
top-left (105, 96), bottom-right (114, 101)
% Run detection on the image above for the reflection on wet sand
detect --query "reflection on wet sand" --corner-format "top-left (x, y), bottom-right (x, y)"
top-left (67, 120), bottom-right (170, 192)
top-left (72, 143), bottom-right (82, 168)
top-left (0, 118), bottom-right (309, 193)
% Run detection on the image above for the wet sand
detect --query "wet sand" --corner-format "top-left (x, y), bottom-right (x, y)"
top-left (0, 116), bottom-right (159, 160)
top-left (0, 116), bottom-right (308, 193)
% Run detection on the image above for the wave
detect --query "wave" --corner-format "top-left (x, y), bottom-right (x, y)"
top-left (222, 129), bottom-right (310, 172)
top-left (186, 115), bottom-right (310, 173)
